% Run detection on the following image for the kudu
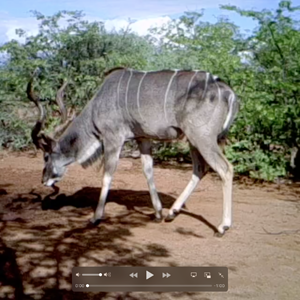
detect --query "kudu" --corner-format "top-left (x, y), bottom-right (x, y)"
top-left (28, 67), bottom-right (239, 235)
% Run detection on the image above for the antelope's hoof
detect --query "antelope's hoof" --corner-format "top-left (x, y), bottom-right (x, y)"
top-left (90, 217), bottom-right (102, 226)
top-left (214, 226), bottom-right (230, 238)
top-left (165, 210), bottom-right (179, 222)
top-left (153, 216), bottom-right (163, 223)
top-left (150, 211), bottom-right (163, 223)
top-left (214, 231), bottom-right (224, 238)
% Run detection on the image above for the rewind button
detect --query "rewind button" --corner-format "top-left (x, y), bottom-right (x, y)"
top-left (130, 272), bottom-right (138, 278)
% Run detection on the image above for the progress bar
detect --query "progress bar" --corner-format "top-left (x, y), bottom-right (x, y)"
top-left (88, 285), bottom-right (213, 287)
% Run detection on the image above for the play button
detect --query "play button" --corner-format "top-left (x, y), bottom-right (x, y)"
top-left (146, 271), bottom-right (154, 280)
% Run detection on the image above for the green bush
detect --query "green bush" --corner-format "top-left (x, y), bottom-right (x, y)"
top-left (1, 2), bottom-right (299, 181)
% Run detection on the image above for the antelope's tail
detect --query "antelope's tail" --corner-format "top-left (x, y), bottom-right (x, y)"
top-left (217, 91), bottom-right (239, 144)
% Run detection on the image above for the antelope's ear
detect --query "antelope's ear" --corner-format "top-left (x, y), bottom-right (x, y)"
top-left (39, 134), bottom-right (57, 152)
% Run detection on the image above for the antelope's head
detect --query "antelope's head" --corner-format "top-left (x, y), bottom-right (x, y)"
top-left (27, 72), bottom-right (75, 186)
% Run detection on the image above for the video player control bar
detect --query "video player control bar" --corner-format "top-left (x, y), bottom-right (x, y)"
top-left (72, 267), bottom-right (228, 292)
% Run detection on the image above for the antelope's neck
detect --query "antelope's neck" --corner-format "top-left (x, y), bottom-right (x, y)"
top-left (58, 126), bottom-right (102, 168)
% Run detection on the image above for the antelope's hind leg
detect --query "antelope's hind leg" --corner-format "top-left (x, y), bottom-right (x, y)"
top-left (166, 145), bottom-right (209, 221)
top-left (188, 133), bottom-right (234, 236)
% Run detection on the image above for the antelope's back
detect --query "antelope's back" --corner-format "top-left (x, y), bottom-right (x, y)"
top-left (96, 68), bottom-right (236, 139)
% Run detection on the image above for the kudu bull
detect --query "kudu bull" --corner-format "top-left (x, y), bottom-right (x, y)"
top-left (27, 67), bottom-right (239, 235)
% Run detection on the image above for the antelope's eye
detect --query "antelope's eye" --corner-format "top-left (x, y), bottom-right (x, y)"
top-left (44, 154), bottom-right (49, 162)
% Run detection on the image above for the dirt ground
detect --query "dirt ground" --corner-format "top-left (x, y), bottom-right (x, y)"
top-left (0, 151), bottom-right (299, 300)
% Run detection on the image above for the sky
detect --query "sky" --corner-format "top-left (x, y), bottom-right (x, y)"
top-left (0, 0), bottom-right (298, 44)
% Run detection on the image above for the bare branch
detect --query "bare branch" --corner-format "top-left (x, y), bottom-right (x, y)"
top-left (55, 80), bottom-right (68, 123)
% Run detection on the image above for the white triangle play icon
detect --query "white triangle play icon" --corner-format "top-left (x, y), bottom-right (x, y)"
top-left (146, 271), bottom-right (154, 280)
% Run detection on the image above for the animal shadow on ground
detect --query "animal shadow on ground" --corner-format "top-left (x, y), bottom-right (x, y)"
top-left (0, 216), bottom-right (180, 300)
top-left (41, 187), bottom-right (176, 221)
top-left (41, 186), bottom-right (218, 232)
top-left (0, 202), bottom-right (177, 299)
top-left (0, 188), bottom-right (214, 299)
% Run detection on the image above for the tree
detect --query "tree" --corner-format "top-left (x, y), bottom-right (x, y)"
top-left (0, 10), bottom-right (154, 149)
top-left (1, 3), bottom-right (300, 181)
top-left (222, 0), bottom-right (300, 179)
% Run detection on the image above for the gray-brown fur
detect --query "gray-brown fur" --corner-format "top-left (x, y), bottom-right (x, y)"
top-left (67, 68), bottom-right (237, 144)
top-left (29, 67), bottom-right (239, 236)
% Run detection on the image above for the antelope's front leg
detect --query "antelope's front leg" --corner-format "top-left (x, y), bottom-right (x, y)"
top-left (90, 140), bottom-right (123, 224)
top-left (138, 139), bottom-right (163, 222)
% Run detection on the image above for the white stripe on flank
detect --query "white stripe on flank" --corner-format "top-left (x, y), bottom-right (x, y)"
top-left (117, 70), bottom-right (126, 109)
top-left (137, 72), bottom-right (148, 123)
top-left (136, 72), bottom-right (160, 138)
top-left (216, 81), bottom-right (221, 103)
top-left (213, 74), bottom-right (221, 103)
top-left (182, 71), bottom-right (198, 109)
top-left (77, 140), bottom-right (101, 164)
top-left (125, 69), bottom-right (133, 119)
top-left (202, 72), bottom-right (209, 99)
top-left (164, 71), bottom-right (178, 123)
top-left (223, 92), bottom-right (235, 130)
